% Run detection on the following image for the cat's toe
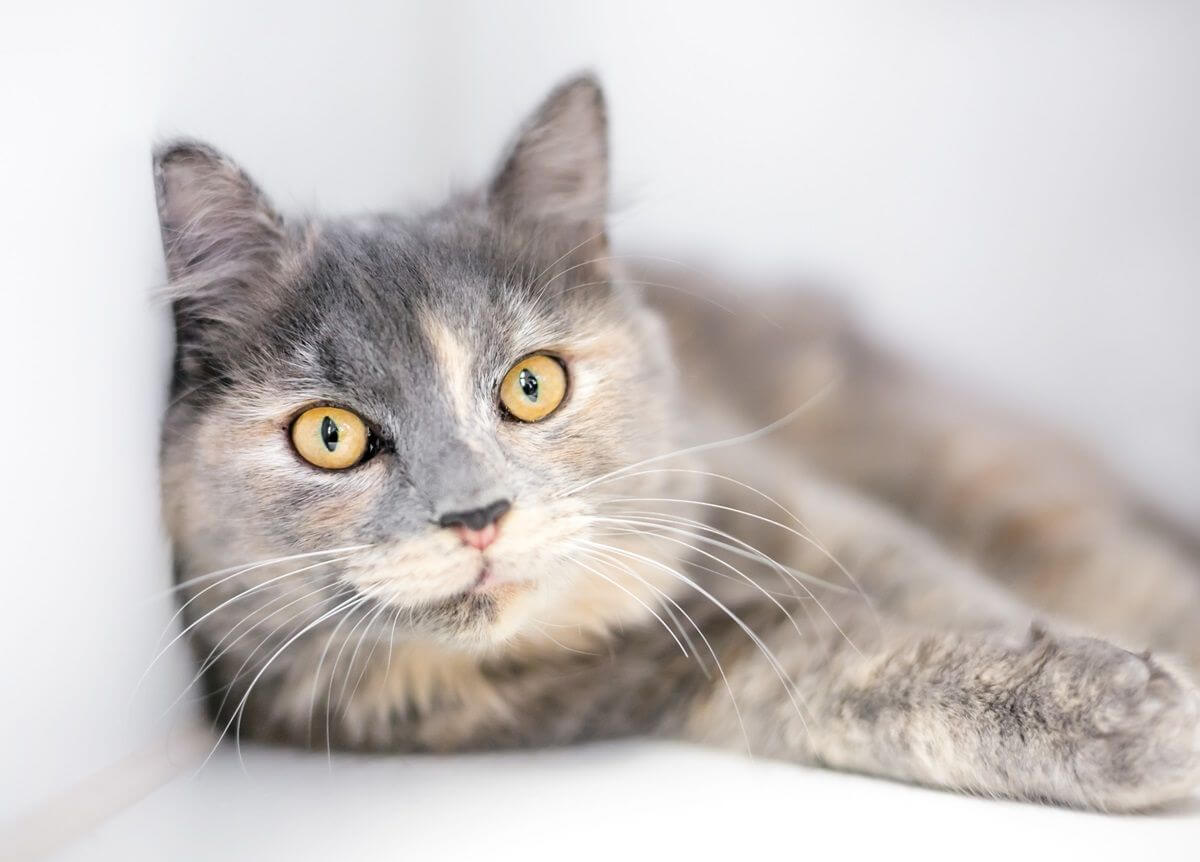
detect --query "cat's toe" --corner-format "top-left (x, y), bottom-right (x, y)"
top-left (1057, 642), bottom-right (1200, 811)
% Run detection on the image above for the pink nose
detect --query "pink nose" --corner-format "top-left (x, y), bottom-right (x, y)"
top-left (455, 523), bottom-right (499, 551)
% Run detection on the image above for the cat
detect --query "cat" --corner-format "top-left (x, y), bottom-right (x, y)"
top-left (155, 74), bottom-right (1200, 811)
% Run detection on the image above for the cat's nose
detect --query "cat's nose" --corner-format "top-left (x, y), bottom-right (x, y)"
top-left (438, 499), bottom-right (511, 551)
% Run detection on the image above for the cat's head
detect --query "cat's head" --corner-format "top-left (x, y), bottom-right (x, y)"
top-left (158, 76), bottom-right (696, 653)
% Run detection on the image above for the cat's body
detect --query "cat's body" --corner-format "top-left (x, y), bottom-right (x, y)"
top-left (157, 76), bottom-right (1200, 811)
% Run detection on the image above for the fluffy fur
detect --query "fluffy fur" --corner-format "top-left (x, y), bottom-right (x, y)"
top-left (156, 75), bottom-right (1200, 811)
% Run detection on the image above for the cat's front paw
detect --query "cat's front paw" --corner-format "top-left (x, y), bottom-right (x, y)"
top-left (1035, 636), bottom-right (1200, 811)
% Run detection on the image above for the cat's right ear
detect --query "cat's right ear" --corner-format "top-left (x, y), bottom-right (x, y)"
top-left (153, 140), bottom-right (285, 366)
top-left (153, 140), bottom-right (283, 283)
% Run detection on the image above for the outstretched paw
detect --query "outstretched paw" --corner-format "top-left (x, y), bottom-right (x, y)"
top-left (1032, 635), bottom-right (1200, 811)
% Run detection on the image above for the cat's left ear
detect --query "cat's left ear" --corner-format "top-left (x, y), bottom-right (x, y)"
top-left (488, 74), bottom-right (608, 235)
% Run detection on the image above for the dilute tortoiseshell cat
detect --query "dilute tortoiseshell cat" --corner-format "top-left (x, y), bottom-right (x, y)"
top-left (155, 75), bottom-right (1200, 810)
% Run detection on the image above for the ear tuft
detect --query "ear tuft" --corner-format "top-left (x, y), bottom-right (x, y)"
top-left (488, 74), bottom-right (609, 232)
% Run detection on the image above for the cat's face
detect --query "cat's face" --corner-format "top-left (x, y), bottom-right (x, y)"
top-left (159, 78), bottom-right (691, 652)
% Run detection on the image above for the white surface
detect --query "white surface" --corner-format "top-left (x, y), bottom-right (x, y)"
top-left (71, 742), bottom-right (1200, 861)
top-left (2, 1), bottom-right (1199, 856)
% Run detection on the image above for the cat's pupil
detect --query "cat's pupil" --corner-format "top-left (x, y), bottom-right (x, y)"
top-left (321, 416), bottom-right (339, 451)
top-left (519, 368), bottom-right (538, 402)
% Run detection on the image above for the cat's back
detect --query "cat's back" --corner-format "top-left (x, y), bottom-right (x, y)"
top-left (632, 263), bottom-right (873, 433)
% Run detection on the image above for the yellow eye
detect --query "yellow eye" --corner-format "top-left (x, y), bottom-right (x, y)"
top-left (499, 353), bottom-right (568, 422)
top-left (291, 407), bottom-right (370, 469)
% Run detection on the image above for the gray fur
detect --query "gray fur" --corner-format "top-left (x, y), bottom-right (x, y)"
top-left (155, 74), bottom-right (1200, 811)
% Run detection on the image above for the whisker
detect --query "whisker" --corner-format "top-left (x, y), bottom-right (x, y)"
top-left (532, 252), bottom-right (617, 298)
top-left (556, 376), bottom-right (838, 499)
top-left (212, 585), bottom-right (361, 759)
top-left (597, 508), bottom-right (852, 596)
top-left (565, 555), bottom-right (689, 657)
top-left (600, 510), bottom-right (855, 658)
top-left (580, 539), bottom-right (813, 738)
top-left (164, 579), bottom-right (346, 718)
top-left (153, 544), bottom-right (373, 601)
top-left (596, 519), bottom-right (838, 661)
top-left (145, 543), bottom-right (371, 672)
top-left (208, 584), bottom-right (355, 705)
top-left (338, 599), bottom-right (396, 718)
top-left (380, 602), bottom-right (404, 691)
top-left (591, 467), bottom-right (877, 620)
top-left (197, 593), bottom-right (367, 775)
top-left (529, 228), bottom-right (609, 304)
top-left (569, 548), bottom-right (754, 754)
top-left (530, 621), bottom-right (605, 657)
top-left (560, 278), bottom-right (744, 319)
top-left (670, 553), bottom-right (805, 599)
top-left (310, 601), bottom-right (375, 761)
top-left (597, 524), bottom-right (811, 598)
top-left (601, 500), bottom-right (864, 655)
top-left (136, 554), bottom-right (356, 701)
top-left (234, 593), bottom-right (368, 775)
top-left (573, 549), bottom-right (708, 678)
top-left (571, 548), bottom-right (754, 755)
top-left (535, 253), bottom-right (779, 318)
top-left (589, 517), bottom-right (808, 646)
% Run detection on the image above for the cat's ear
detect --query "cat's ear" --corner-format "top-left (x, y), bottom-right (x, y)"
top-left (153, 140), bottom-right (287, 372)
top-left (488, 74), bottom-right (608, 234)
top-left (154, 140), bottom-right (284, 284)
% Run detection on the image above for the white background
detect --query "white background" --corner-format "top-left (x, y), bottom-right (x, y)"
top-left (2, 2), bottom-right (1198, 858)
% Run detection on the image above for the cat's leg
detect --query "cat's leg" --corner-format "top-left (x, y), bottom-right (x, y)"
top-left (669, 477), bottom-right (1200, 810)
top-left (683, 614), bottom-right (1200, 811)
